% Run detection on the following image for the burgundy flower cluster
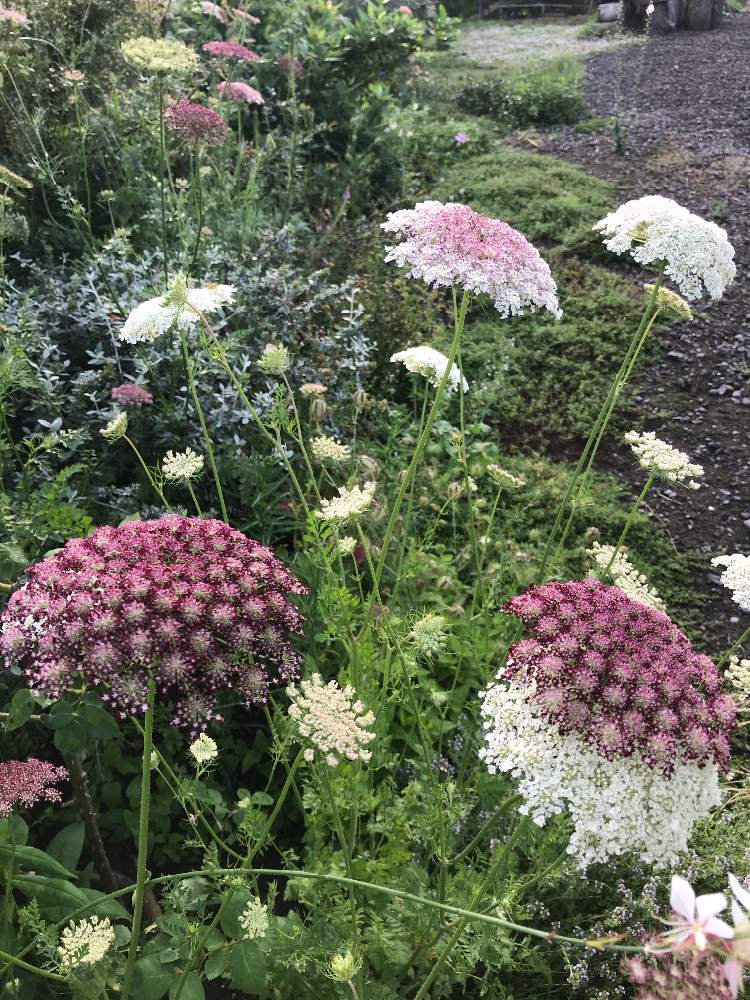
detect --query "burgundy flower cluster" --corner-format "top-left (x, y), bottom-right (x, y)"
top-left (111, 384), bottom-right (153, 408)
top-left (0, 758), bottom-right (67, 817)
top-left (503, 578), bottom-right (735, 772)
top-left (1, 516), bottom-right (307, 728)
top-left (624, 954), bottom-right (734, 1000)
top-left (165, 99), bottom-right (227, 146)
top-left (202, 40), bottom-right (260, 62)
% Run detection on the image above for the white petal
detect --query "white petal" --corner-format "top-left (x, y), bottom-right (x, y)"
top-left (696, 892), bottom-right (728, 920)
top-left (705, 916), bottom-right (735, 940)
top-left (730, 873), bottom-right (750, 913)
top-left (670, 875), bottom-right (696, 920)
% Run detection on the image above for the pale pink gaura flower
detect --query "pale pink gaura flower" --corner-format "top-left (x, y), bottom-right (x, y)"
top-left (381, 200), bottom-right (561, 319)
top-left (232, 6), bottom-right (260, 23)
top-left (0, 5), bottom-right (29, 24)
top-left (216, 80), bottom-right (264, 104)
top-left (397, 4), bottom-right (413, 13)
top-left (200, 1), bottom-right (229, 22)
top-left (202, 39), bottom-right (260, 61)
top-left (0, 759), bottom-right (67, 817)
top-left (649, 875), bottom-right (734, 953)
top-left (724, 874), bottom-right (750, 997)
top-left (453, 131), bottom-right (469, 144)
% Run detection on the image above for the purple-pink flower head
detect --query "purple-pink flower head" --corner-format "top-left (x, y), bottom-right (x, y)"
top-left (0, 5), bottom-right (29, 24)
top-left (453, 131), bottom-right (469, 145)
top-left (111, 384), bottom-right (154, 408)
top-left (202, 39), bottom-right (260, 61)
top-left (0, 516), bottom-right (308, 728)
top-left (164, 99), bottom-right (227, 146)
top-left (277, 53), bottom-right (303, 78)
top-left (216, 81), bottom-right (264, 104)
top-left (503, 578), bottom-right (735, 772)
top-left (381, 201), bottom-right (561, 319)
top-left (0, 759), bottom-right (67, 817)
top-left (624, 952), bottom-right (734, 1000)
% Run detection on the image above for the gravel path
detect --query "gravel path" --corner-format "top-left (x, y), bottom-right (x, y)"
top-left (535, 14), bottom-right (750, 645)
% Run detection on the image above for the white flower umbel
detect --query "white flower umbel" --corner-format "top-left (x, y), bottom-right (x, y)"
top-left (189, 733), bottom-right (218, 765)
top-left (287, 673), bottom-right (375, 767)
top-left (594, 196), bottom-right (736, 301)
top-left (316, 482), bottom-right (376, 525)
top-left (58, 916), bottom-right (116, 971)
top-left (310, 435), bottom-right (351, 464)
top-left (588, 542), bottom-right (665, 612)
top-left (100, 412), bottom-right (128, 442)
top-left (390, 345), bottom-right (468, 394)
top-left (712, 553), bottom-right (750, 612)
top-left (162, 447), bottom-right (204, 482)
top-left (726, 655), bottom-right (750, 705)
top-left (238, 898), bottom-right (269, 940)
top-left (119, 283), bottom-right (235, 344)
top-left (487, 465), bottom-right (526, 490)
top-left (479, 679), bottom-right (721, 870)
top-left (624, 430), bottom-right (704, 490)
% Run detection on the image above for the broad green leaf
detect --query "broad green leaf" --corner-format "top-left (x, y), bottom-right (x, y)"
top-left (0, 845), bottom-right (76, 880)
top-left (219, 890), bottom-right (254, 939)
top-left (229, 939), bottom-right (267, 995)
top-left (169, 972), bottom-right (204, 1000)
top-left (46, 822), bottom-right (85, 872)
top-left (132, 954), bottom-right (174, 1000)
top-left (78, 702), bottom-right (120, 742)
top-left (5, 688), bottom-right (35, 732)
top-left (0, 542), bottom-right (28, 580)
top-left (204, 948), bottom-right (228, 980)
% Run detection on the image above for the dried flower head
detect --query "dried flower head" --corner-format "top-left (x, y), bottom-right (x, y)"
top-left (257, 343), bottom-right (290, 375)
top-left (1, 516), bottom-right (307, 727)
top-left (58, 916), bottom-right (115, 971)
top-left (595, 196), bottom-right (736, 301)
top-left (238, 897), bottom-right (269, 939)
top-left (712, 553), bottom-right (750, 612)
top-left (202, 39), bottom-right (260, 61)
top-left (162, 447), bottom-right (204, 482)
top-left (299, 382), bottom-right (326, 397)
top-left (325, 949), bottom-right (364, 983)
top-left (111, 384), bottom-right (153, 408)
top-left (119, 282), bottom-right (234, 344)
top-left (165, 99), bottom-right (227, 146)
top-left (100, 412), bottom-right (128, 441)
top-left (645, 283), bottom-right (694, 322)
top-left (316, 482), bottom-right (376, 525)
top-left (0, 758), bottom-right (67, 817)
top-left (0, 164), bottom-right (32, 191)
top-left (189, 732), bottom-right (218, 765)
top-left (216, 81), bottom-right (264, 104)
top-left (288, 673), bottom-right (375, 766)
top-left (410, 612), bottom-right (448, 658)
top-left (624, 430), bottom-right (704, 489)
top-left (588, 542), bottom-right (665, 612)
top-left (310, 435), bottom-right (351, 465)
top-left (121, 36), bottom-right (198, 75)
top-left (390, 345), bottom-right (467, 393)
top-left (0, 6), bottom-right (29, 25)
top-left (337, 536), bottom-right (357, 557)
top-left (487, 465), bottom-right (525, 490)
top-left (381, 200), bottom-right (561, 319)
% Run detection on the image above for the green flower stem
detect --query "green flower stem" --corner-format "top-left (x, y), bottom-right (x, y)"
top-left (246, 748), bottom-right (305, 865)
top-left (280, 372), bottom-right (323, 504)
top-left (172, 890), bottom-right (233, 1000)
top-left (602, 470), bottom-right (655, 576)
top-left (122, 434), bottom-right (170, 510)
top-left (186, 480), bottom-right (203, 516)
top-left (390, 379), bottom-right (430, 602)
top-left (0, 948), bottom-right (66, 982)
top-left (717, 623), bottom-right (750, 671)
top-left (179, 329), bottom-right (228, 523)
top-left (188, 147), bottom-right (204, 274)
top-left (538, 271), bottom-right (664, 582)
top-left (120, 674), bottom-right (156, 1000)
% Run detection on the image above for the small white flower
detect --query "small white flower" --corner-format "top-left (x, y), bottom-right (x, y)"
top-left (288, 673), bottom-right (376, 767)
top-left (338, 536), bottom-right (357, 556)
top-left (310, 435), bottom-right (351, 464)
top-left (646, 2), bottom-right (654, 13)
top-left (162, 447), bottom-right (204, 482)
top-left (390, 345), bottom-right (468, 394)
top-left (712, 553), bottom-right (750, 612)
top-left (119, 282), bottom-right (235, 344)
top-left (238, 897), bottom-right (269, 940)
top-left (58, 916), bottom-right (115, 971)
top-left (100, 412), bottom-right (128, 442)
top-left (487, 464), bottom-right (525, 490)
top-left (189, 733), bottom-right (218, 765)
top-left (726, 655), bottom-right (750, 703)
top-left (316, 482), bottom-right (377, 525)
top-left (588, 542), bottom-right (665, 612)
top-left (624, 430), bottom-right (704, 489)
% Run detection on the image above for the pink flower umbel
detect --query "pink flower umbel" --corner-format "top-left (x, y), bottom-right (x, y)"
top-left (202, 39), bottom-right (260, 61)
top-left (216, 81), bottom-right (264, 104)
top-left (0, 5), bottom-right (29, 24)
top-left (0, 759), bottom-right (67, 817)
top-left (111, 384), bottom-right (154, 408)
top-left (165, 99), bottom-right (227, 145)
top-left (381, 200), bottom-right (561, 319)
top-left (277, 53), bottom-right (303, 78)
top-left (0, 516), bottom-right (308, 728)
top-left (649, 876), bottom-right (734, 953)
top-left (624, 952), bottom-right (735, 999)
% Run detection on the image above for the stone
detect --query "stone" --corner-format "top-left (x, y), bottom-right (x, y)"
top-left (598, 1), bottom-right (622, 19)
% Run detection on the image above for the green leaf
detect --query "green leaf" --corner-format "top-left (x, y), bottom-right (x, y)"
top-left (204, 948), bottom-right (228, 980)
top-left (0, 845), bottom-right (76, 880)
top-left (229, 940), bottom-right (266, 995)
top-left (132, 954), bottom-right (174, 1000)
top-left (78, 701), bottom-right (120, 742)
top-left (219, 890), bottom-right (254, 939)
top-left (5, 688), bottom-right (35, 732)
top-left (46, 822), bottom-right (85, 872)
top-left (169, 972), bottom-right (204, 1000)
top-left (53, 716), bottom-right (89, 753)
top-left (0, 542), bottom-right (28, 580)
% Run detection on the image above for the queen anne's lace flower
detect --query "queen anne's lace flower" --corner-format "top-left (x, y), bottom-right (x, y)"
top-left (487, 465), bottom-right (525, 490)
top-left (381, 201), bottom-right (561, 319)
top-left (595, 196), bottom-right (736, 301)
top-left (119, 283), bottom-right (234, 344)
top-left (121, 37), bottom-right (198, 74)
top-left (645, 283), bottom-right (694, 322)
top-left (257, 343), bottom-right (290, 375)
top-left (100, 412), bottom-right (128, 441)
top-left (338, 536), bottom-right (357, 557)
top-left (712, 553), bottom-right (750, 612)
top-left (0, 759), bottom-right (67, 817)
top-left (310, 435), bottom-right (351, 464)
top-left (299, 382), bottom-right (326, 397)
top-left (624, 430), bottom-right (704, 489)
top-left (726, 656), bottom-right (750, 704)
top-left (390, 346), bottom-right (468, 393)
top-left (238, 898), bottom-right (269, 939)
top-left (1, 516), bottom-right (307, 727)
top-left (588, 542), bottom-right (665, 612)
top-left (216, 81), bottom-right (264, 104)
top-left (162, 447), bottom-right (204, 481)
top-left (58, 916), bottom-right (115, 971)
top-left (189, 732), bottom-right (218, 764)
top-left (288, 673), bottom-right (376, 766)
top-left (410, 613), bottom-right (448, 658)
top-left (316, 483), bottom-right (376, 525)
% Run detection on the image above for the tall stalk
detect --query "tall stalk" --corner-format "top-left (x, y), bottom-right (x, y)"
top-left (156, 73), bottom-right (169, 286)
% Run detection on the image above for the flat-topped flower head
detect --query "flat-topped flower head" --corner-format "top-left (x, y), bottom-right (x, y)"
top-left (119, 281), bottom-right (234, 344)
top-left (726, 655), bottom-right (750, 704)
top-left (645, 283), bottom-right (694, 322)
top-left (202, 39), bottom-right (260, 61)
top-left (712, 553), bottom-right (750, 612)
top-left (299, 382), bottom-right (326, 397)
top-left (165, 99), bottom-right (227, 146)
top-left (595, 196), bottom-right (736, 301)
top-left (625, 430), bottom-right (704, 490)
top-left (0, 758), bottom-right (67, 817)
top-left (0, 516), bottom-right (307, 728)
top-left (588, 542), bottom-right (665, 612)
top-left (288, 673), bottom-right (375, 766)
top-left (390, 345), bottom-right (468, 393)
top-left (310, 435), bottom-right (351, 465)
top-left (216, 81), bottom-right (264, 104)
top-left (381, 201), bottom-right (561, 319)
top-left (0, 6), bottom-right (29, 25)
top-left (316, 482), bottom-right (376, 525)
top-left (189, 732), bottom-right (218, 765)
top-left (238, 898), bottom-right (269, 939)
top-left (121, 36), bottom-right (198, 75)
top-left (487, 465), bottom-right (525, 490)
top-left (501, 578), bottom-right (735, 772)
top-left (100, 412), bottom-right (128, 442)
top-left (111, 384), bottom-right (153, 408)
top-left (58, 916), bottom-right (115, 971)
top-left (162, 447), bottom-right (204, 482)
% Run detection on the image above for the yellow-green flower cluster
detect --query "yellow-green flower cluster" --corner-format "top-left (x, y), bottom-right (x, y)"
top-left (645, 283), bottom-right (694, 322)
top-left (726, 655), bottom-right (750, 705)
top-left (310, 435), bottom-right (351, 465)
top-left (121, 36), bottom-right (198, 75)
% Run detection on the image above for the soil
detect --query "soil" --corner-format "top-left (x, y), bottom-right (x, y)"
top-left (528, 13), bottom-right (750, 646)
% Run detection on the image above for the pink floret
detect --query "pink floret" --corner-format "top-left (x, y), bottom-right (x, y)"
top-left (202, 40), bottom-right (260, 61)
top-left (0, 759), bottom-right (67, 817)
